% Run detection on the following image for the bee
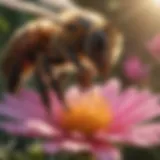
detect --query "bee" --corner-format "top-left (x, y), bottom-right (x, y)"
top-left (1, 18), bottom-right (66, 108)
top-left (1, 9), bottom-right (123, 110)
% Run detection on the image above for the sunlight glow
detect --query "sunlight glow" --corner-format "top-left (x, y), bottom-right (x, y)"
top-left (153, 0), bottom-right (160, 5)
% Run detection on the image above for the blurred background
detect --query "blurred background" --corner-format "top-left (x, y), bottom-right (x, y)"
top-left (0, 0), bottom-right (160, 159)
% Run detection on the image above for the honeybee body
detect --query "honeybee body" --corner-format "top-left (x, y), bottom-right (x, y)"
top-left (1, 18), bottom-right (70, 108)
top-left (2, 19), bottom-right (60, 77)
top-left (1, 9), bottom-right (123, 109)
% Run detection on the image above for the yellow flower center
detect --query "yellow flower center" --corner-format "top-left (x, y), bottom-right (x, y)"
top-left (59, 91), bottom-right (113, 135)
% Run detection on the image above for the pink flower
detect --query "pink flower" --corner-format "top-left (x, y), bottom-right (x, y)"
top-left (122, 56), bottom-right (149, 81)
top-left (0, 79), bottom-right (160, 160)
top-left (147, 34), bottom-right (160, 59)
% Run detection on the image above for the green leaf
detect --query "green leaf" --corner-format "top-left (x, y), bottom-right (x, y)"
top-left (27, 142), bottom-right (44, 160)
top-left (0, 15), bottom-right (10, 33)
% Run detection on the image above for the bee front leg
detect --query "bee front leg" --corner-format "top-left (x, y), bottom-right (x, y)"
top-left (50, 71), bottom-right (66, 108)
top-left (42, 60), bottom-right (66, 108)
top-left (77, 68), bottom-right (93, 90)
top-left (34, 55), bottom-right (51, 110)
top-left (67, 50), bottom-right (93, 90)
top-left (35, 54), bottom-right (67, 111)
top-left (7, 59), bottom-right (24, 93)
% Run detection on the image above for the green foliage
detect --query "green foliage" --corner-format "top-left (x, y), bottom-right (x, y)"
top-left (123, 146), bottom-right (160, 160)
top-left (0, 15), bottom-right (10, 33)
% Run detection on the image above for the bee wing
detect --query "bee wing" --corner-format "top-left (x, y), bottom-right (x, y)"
top-left (105, 22), bottom-right (124, 67)
top-left (0, 0), bottom-right (78, 20)
top-left (39, 0), bottom-right (77, 11)
top-left (110, 31), bottom-right (124, 66)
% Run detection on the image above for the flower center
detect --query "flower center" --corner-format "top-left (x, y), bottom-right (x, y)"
top-left (59, 91), bottom-right (113, 135)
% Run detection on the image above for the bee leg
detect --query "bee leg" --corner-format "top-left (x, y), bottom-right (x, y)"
top-left (77, 68), bottom-right (93, 90)
top-left (34, 55), bottom-right (51, 110)
top-left (35, 55), bottom-right (66, 110)
top-left (50, 72), bottom-right (66, 108)
top-left (67, 50), bottom-right (93, 90)
top-left (34, 71), bottom-right (50, 110)
top-left (41, 55), bottom-right (66, 108)
top-left (42, 59), bottom-right (67, 108)
top-left (7, 59), bottom-right (24, 93)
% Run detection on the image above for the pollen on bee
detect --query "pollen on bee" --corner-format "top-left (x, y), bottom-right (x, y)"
top-left (22, 62), bottom-right (34, 82)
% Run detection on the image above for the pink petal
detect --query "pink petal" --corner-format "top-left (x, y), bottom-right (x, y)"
top-left (24, 119), bottom-right (61, 137)
top-left (17, 89), bottom-right (41, 104)
top-left (0, 105), bottom-right (47, 121)
top-left (0, 119), bottom-right (60, 138)
top-left (0, 122), bottom-right (30, 136)
top-left (111, 103), bottom-right (159, 134)
top-left (0, 102), bottom-right (48, 121)
top-left (65, 86), bottom-right (82, 102)
top-left (65, 78), bottom-right (121, 107)
top-left (111, 87), bottom-right (138, 112)
top-left (115, 88), bottom-right (146, 114)
top-left (107, 90), bottom-right (160, 133)
top-left (45, 91), bottom-right (67, 123)
top-left (102, 79), bottom-right (121, 104)
top-left (110, 90), bottom-right (152, 128)
top-left (16, 90), bottom-right (49, 118)
top-left (122, 56), bottom-right (149, 81)
top-left (123, 123), bottom-right (160, 147)
top-left (44, 140), bottom-right (91, 154)
top-left (94, 147), bottom-right (121, 160)
top-left (49, 91), bottom-right (64, 114)
top-left (121, 99), bottom-right (160, 126)
top-left (43, 142), bottom-right (60, 154)
top-left (65, 85), bottom-right (100, 102)
top-left (19, 89), bottom-right (65, 123)
top-left (0, 105), bottom-right (32, 120)
top-left (108, 89), bottom-right (142, 131)
top-left (2, 92), bottom-right (47, 120)
top-left (61, 140), bottom-right (91, 152)
top-left (0, 90), bottom-right (63, 130)
top-left (106, 123), bottom-right (160, 148)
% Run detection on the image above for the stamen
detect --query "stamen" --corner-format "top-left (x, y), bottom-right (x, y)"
top-left (59, 91), bottom-right (113, 135)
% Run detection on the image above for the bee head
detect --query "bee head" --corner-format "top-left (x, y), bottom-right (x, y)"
top-left (60, 13), bottom-right (91, 52)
